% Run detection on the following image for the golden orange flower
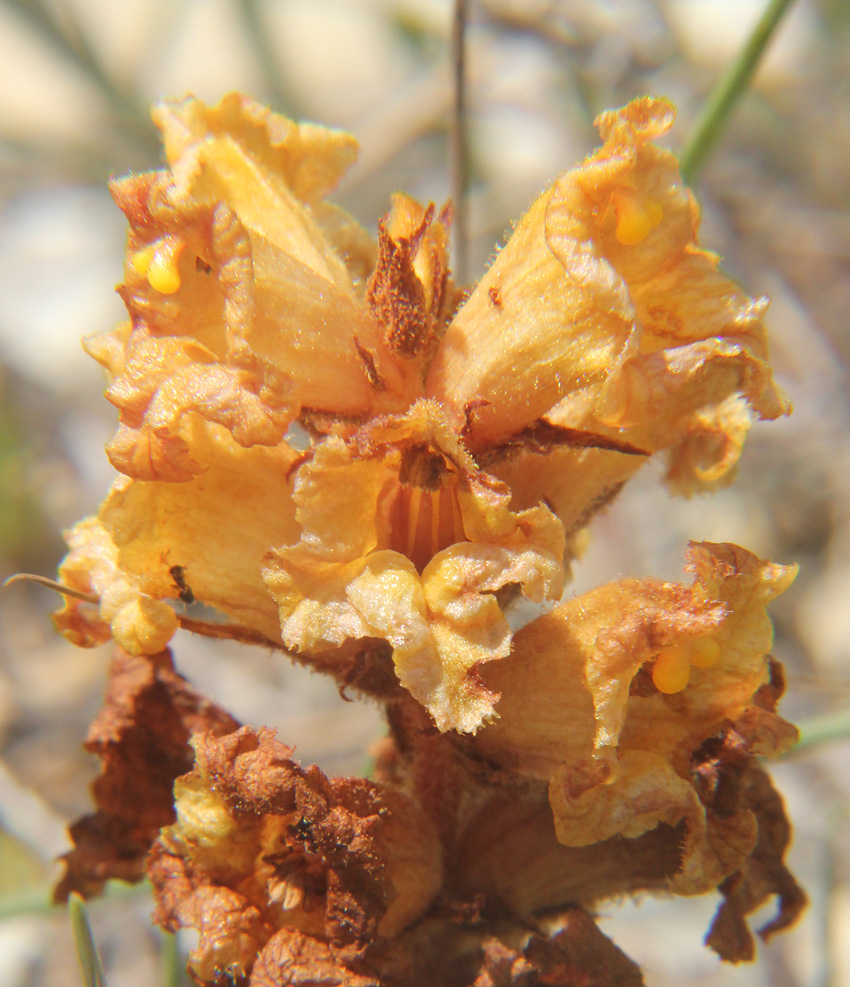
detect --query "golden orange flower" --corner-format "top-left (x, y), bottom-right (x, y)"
top-left (50, 92), bottom-right (804, 985)
top-left (55, 94), bottom-right (787, 737)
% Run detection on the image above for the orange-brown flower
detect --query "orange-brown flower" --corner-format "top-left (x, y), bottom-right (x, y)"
top-left (55, 94), bottom-right (787, 739)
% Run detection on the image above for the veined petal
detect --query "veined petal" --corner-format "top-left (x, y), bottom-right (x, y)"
top-left (101, 423), bottom-right (300, 643)
top-left (426, 180), bottom-right (637, 448)
top-left (264, 406), bottom-right (565, 732)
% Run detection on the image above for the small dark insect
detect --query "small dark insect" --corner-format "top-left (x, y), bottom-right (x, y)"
top-left (169, 564), bottom-right (195, 605)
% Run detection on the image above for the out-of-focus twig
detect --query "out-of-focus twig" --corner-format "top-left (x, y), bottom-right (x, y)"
top-left (680, 0), bottom-right (799, 184)
top-left (0, 0), bottom-right (159, 157)
top-left (788, 708), bottom-right (850, 756)
top-left (234, 0), bottom-right (299, 116)
top-left (451, 0), bottom-right (470, 284)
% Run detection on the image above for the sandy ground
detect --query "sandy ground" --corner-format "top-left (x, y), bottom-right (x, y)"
top-left (0, 1), bottom-right (849, 985)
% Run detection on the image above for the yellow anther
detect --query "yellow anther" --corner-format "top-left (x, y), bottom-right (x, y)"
top-left (651, 643), bottom-right (691, 694)
top-left (612, 188), bottom-right (663, 246)
top-left (130, 243), bottom-right (156, 277)
top-left (689, 636), bottom-right (722, 669)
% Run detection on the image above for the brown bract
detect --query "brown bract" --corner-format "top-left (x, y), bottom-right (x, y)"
top-left (51, 91), bottom-right (804, 984)
top-left (149, 726), bottom-right (442, 983)
top-left (54, 648), bottom-right (239, 902)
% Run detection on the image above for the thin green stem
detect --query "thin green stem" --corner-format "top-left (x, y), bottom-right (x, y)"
top-left (680, 0), bottom-right (799, 184)
top-left (69, 894), bottom-right (107, 987)
top-left (786, 708), bottom-right (850, 756)
top-left (160, 931), bottom-right (185, 987)
top-left (0, 878), bottom-right (151, 922)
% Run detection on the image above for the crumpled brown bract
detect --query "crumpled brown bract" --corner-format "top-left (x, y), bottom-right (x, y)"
top-left (51, 91), bottom-right (804, 985)
top-left (54, 647), bottom-right (239, 902)
top-left (55, 93), bottom-right (787, 736)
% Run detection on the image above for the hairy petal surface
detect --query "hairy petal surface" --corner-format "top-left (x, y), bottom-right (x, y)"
top-left (469, 544), bottom-right (797, 920)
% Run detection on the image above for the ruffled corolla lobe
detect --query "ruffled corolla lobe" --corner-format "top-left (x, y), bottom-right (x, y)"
top-left (461, 542), bottom-right (803, 954)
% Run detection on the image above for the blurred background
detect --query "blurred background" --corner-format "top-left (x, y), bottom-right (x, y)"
top-left (0, 0), bottom-right (848, 984)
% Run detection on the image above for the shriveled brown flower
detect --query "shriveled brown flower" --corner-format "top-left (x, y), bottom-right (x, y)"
top-left (50, 92), bottom-right (803, 985)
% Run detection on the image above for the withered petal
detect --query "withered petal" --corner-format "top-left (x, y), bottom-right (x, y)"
top-left (54, 648), bottom-right (239, 902)
top-left (705, 766), bottom-right (806, 963)
top-left (473, 915), bottom-right (645, 987)
top-left (149, 726), bottom-right (442, 980)
top-left (250, 928), bottom-right (381, 987)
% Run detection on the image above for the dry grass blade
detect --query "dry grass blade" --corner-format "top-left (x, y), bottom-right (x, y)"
top-left (680, 0), bottom-right (800, 182)
top-left (2, 573), bottom-right (98, 604)
top-left (69, 893), bottom-right (107, 987)
top-left (451, 0), bottom-right (470, 283)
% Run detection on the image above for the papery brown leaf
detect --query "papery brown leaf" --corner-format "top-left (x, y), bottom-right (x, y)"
top-left (250, 928), bottom-right (381, 987)
top-left (705, 765), bottom-right (806, 962)
top-left (472, 913), bottom-right (644, 987)
top-left (54, 648), bottom-right (239, 902)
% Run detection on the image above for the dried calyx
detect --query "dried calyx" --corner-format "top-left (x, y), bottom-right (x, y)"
top-left (48, 94), bottom-right (802, 986)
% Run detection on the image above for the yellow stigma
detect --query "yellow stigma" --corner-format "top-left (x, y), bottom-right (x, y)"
top-left (131, 237), bottom-right (185, 294)
top-left (612, 188), bottom-right (663, 246)
top-left (688, 636), bottom-right (722, 668)
top-left (651, 644), bottom-right (691, 694)
top-left (147, 237), bottom-right (185, 294)
top-left (130, 243), bottom-right (156, 277)
top-left (651, 636), bottom-right (722, 694)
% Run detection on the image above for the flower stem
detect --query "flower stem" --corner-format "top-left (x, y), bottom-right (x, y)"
top-left (679, 0), bottom-right (799, 184)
